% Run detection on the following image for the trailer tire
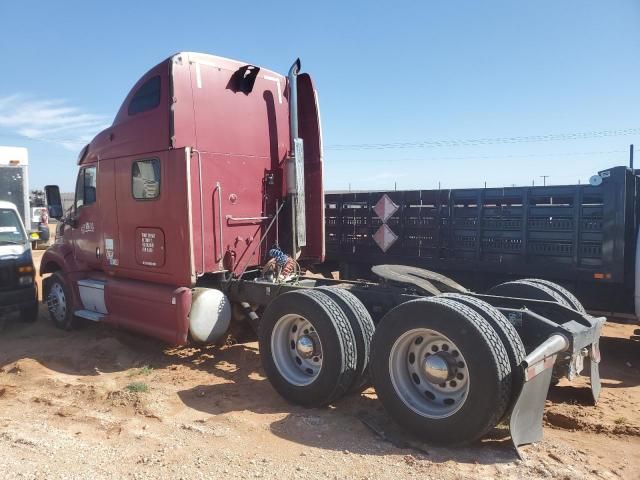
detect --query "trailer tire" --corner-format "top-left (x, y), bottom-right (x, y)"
top-left (520, 279), bottom-right (586, 314)
top-left (45, 272), bottom-right (77, 330)
top-left (487, 280), bottom-right (572, 309)
top-left (318, 287), bottom-right (375, 392)
top-left (440, 293), bottom-right (525, 415)
top-left (259, 289), bottom-right (357, 407)
top-left (371, 297), bottom-right (511, 445)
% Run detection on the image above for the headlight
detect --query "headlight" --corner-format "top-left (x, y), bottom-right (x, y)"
top-left (18, 275), bottom-right (33, 286)
top-left (18, 265), bottom-right (34, 274)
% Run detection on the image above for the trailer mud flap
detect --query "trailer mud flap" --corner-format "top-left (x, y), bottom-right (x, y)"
top-left (509, 334), bottom-right (568, 458)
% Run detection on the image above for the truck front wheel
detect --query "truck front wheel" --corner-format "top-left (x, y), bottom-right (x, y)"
top-left (45, 272), bottom-right (76, 330)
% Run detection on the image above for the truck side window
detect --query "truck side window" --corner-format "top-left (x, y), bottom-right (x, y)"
top-left (75, 166), bottom-right (97, 209)
top-left (132, 159), bottom-right (160, 200)
top-left (128, 76), bottom-right (161, 116)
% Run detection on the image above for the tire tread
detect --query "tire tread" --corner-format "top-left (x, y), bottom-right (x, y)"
top-left (318, 286), bottom-right (375, 392)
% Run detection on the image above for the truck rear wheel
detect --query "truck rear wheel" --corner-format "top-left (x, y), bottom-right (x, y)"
top-left (440, 293), bottom-right (525, 415)
top-left (520, 278), bottom-right (586, 314)
top-left (371, 297), bottom-right (512, 445)
top-left (487, 280), bottom-right (572, 309)
top-left (318, 287), bottom-right (375, 392)
top-left (258, 290), bottom-right (357, 407)
top-left (45, 272), bottom-right (77, 330)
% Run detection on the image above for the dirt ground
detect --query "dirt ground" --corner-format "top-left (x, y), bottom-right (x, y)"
top-left (0, 251), bottom-right (638, 479)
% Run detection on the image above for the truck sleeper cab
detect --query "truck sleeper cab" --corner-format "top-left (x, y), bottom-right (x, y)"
top-left (42, 52), bottom-right (603, 454)
top-left (0, 201), bottom-right (38, 321)
top-left (42, 52), bottom-right (324, 342)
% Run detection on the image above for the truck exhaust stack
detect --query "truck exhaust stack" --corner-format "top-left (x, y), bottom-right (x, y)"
top-left (286, 58), bottom-right (306, 254)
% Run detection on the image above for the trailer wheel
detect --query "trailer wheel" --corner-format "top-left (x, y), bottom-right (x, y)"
top-left (520, 279), bottom-right (586, 314)
top-left (440, 293), bottom-right (525, 415)
top-left (45, 272), bottom-right (77, 330)
top-left (259, 289), bottom-right (357, 407)
top-left (318, 287), bottom-right (375, 392)
top-left (371, 297), bottom-right (511, 445)
top-left (487, 280), bottom-right (572, 309)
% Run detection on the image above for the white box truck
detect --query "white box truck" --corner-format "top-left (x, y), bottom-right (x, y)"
top-left (0, 146), bottom-right (48, 247)
top-left (0, 146), bottom-right (30, 227)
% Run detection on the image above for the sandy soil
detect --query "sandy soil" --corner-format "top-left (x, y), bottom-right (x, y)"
top-left (0, 251), bottom-right (638, 479)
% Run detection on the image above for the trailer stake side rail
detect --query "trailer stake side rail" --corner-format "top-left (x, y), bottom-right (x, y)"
top-left (324, 165), bottom-right (639, 318)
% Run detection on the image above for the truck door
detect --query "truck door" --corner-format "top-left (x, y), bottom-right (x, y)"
top-left (112, 149), bottom-right (192, 286)
top-left (72, 164), bottom-right (101, 269)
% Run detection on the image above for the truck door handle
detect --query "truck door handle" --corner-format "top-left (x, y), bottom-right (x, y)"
top-left (226, 215), bottom-right (272, 224)
top-left (96, 247), bottom-right (101, 259)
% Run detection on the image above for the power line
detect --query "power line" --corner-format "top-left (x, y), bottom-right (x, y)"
top-left (326, 128), bottom-right (640, 151)
top-left (333, 149), bottom-right (627, 164)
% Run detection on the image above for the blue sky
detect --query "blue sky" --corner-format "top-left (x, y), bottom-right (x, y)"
top-left (0, 1), bottom-right (638, 191)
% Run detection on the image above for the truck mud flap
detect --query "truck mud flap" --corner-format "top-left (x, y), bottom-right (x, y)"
top-left (588, 340), bottom-right (602, 404)
top-left (509, 334), bottom-right (568, 458)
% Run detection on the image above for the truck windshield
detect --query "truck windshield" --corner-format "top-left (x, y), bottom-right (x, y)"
top-left (0, 208), bottom-right (27, 245)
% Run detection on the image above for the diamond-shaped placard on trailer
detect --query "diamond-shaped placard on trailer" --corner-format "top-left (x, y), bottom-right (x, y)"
top-left (373, 194), bottom-right (399, 224)
top-left (373, 224), bottom-right (398, 253)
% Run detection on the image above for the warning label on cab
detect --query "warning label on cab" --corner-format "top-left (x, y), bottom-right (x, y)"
top-left (135, 227), bottom-right (165, 268)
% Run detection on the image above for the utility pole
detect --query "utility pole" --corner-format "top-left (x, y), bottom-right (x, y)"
top-left (540, 175), bottom-right (549, 186)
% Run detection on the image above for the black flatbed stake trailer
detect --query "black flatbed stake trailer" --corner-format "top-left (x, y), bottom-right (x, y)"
top-left (221, 263), bottom-right (604, 457)
top-left (323, 165), bottom-right (640, 323)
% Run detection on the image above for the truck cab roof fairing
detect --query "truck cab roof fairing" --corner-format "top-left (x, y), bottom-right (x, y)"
top-left (82, 52), bottom-right (288, 165)
top-left (82, 60), bottom-right (171, 164)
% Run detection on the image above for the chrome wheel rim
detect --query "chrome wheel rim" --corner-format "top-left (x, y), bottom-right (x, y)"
top-left (47, 282), bottom-right (67, 323)
top-left (271, 314), bottom-right (323, 386)
top-left (389, 328), bottom-right (470, 419)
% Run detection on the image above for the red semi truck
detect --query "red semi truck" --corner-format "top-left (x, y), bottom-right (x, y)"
top-left (42, 52), bottom-right (603, 454)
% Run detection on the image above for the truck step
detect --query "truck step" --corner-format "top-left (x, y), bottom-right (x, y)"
top-left (74, 310), bottom-right (105, 322)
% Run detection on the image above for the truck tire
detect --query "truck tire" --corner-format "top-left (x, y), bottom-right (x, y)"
top-left (45, 272), bottom-right (77, 330)
top-left (520, 278), bottom-right (586, 314)
top-left (487, 280), bottom-right (572, 309)
top-left (318, 287), bottom-right (375, 392)
top-left (258, 289), bottom-right (357, 407)
top-left (20, 301), bottom-right (39, 323)
top-left (440, 293), bottom-right (525, 414)
top-left (370, 297), bottom-right (512, 445)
